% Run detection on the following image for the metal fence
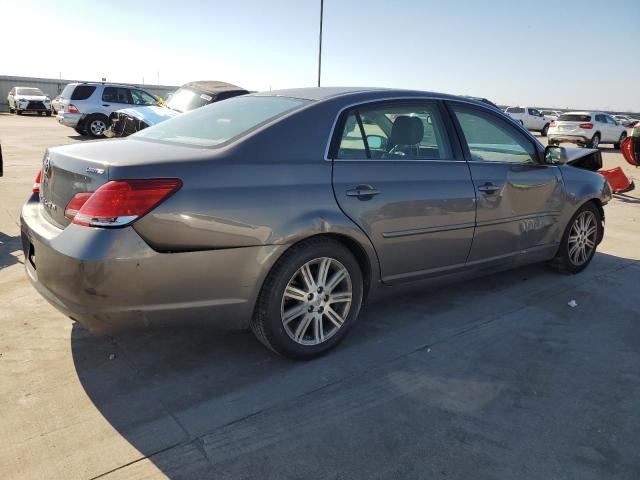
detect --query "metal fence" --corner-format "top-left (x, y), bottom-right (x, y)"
top-left (0, 75), bottom-right (178, 112)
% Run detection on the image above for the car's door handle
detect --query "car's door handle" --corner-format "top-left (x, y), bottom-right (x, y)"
top-left (478, 182), bottom-right (499, 194)
top-left (346, 184), bottom-right (380, 200)
top-left (102, 104), bottom-right (110, 107)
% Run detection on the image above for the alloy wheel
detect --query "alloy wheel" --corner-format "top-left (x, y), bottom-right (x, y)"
top-left (591, 135), bottom-right (599, 148)
top-left (281, 257), bottom-right (352, 346)
top-left (567, 210), bottom-right (597, 266)
top-left (90, 119), bottom-right (107, 136)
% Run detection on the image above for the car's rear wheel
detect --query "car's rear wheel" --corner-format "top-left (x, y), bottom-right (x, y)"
top-left (74, 125), bottom-right (86, 135)
top-left (540, 123), bottom-right (549, 137)
top-left (46, 111), bottom-right (52, 117)
top-left (588, 133), bottom-right (600, 149)
top-left (552, 202), bottom-right (602, 274)
top-left (251, 237), bottom-right (363, 359)
top-left (613, 132), bottom-right (627, 150)
top-left (86, 114), bottom-right (109, 137)
top-left (9, 106), bottom-right (15, 113)
top-left (16, 109), bottom-right (22, 115)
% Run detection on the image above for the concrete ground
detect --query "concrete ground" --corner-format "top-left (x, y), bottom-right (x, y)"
top-left (1, 113), bottom-right (639, 479)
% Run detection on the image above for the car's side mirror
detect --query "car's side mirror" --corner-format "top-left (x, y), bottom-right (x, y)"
top-left (367, 135), bottom-right (385, 149)
top-left (544, 145), bottom-right (568, 165)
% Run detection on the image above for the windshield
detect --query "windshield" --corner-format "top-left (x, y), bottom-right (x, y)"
top-left (134, 95), bottom-right (310, 147)
top-left (16, 87), bottom-right (44, 96)
top-left (505, 107), bottom-right (524, 113)
top-left (558, 114), bottom-right (591, 122)
top-left (165, 87), bottom-right (213, 113)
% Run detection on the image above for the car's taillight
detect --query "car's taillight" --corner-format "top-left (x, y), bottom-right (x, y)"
top-left (70, 179), bottom-right (182, 227)
top-left (579, 122), bottom-right (593, 129)
top-left (64, 192), bottom-right (93, 220)
top-left (549, 121), bottom-right (556, 128)
top-left (33, 171), bottom-right (42, 193)
top-left (67, 104), bottom-right (80, 114)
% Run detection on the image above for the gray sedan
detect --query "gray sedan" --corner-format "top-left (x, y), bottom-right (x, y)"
top-left (21, 88), bottom-right (612, 358)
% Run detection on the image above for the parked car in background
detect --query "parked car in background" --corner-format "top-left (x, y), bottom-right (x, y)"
top-left (505, 106), bottom-right (551, 135)
top-left (51, 95), bottom-right (62, 114)
top-left (21, 87), bottom-right (611, 359)
top-left (548, 112), bottom-right (627, 149)
top-left (7, 87), bottom-right (52, 116)
top-left (55, 82), bottom-right (160, 137)
top-left (541, 110), bottom-right (562, 121)
top-left (613, 115), bottom-right (637, 127)
top-left (107, 81), bottom-right (248, 137)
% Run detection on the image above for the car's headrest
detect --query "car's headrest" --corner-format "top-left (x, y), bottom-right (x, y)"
top-left (389, 116), bottom-right (424, 147)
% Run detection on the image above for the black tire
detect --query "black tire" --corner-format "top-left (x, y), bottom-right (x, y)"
top-left (551, 202), bottom-right (602, 274)
top-left (85, 114), bottom-right (109, 138)
top-left (588, 133), bottom-right (600, 149)
top-left (46, 111), bottom-right (52, 117)
top-left (540, 123), bottom-right (549, 137)
top-left (251, 237), bottom-right (364, 359)
top-left (613, 132), bottom-right (627, 150)
top-left (9, 106), bottom-right (15, 113)
top-left (16, 109), bottom-right (22, 115)
top-left (74, 125), bottom-right (86, 135)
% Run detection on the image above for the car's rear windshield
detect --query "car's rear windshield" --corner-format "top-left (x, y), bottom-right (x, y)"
top-left (60, 84), bottom-right (76, 98)
top-left (134, 95), bottom-right (310, 147)
top-left (505, 107), bottom-right (524, 113)
top-left (558, 114), bottom-right (591, 122)
top-left (165, 87), bottom-right (213, 113)
top-left (16, 88), bottom-right (44, 95)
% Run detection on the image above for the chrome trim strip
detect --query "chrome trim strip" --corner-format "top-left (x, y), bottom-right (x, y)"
top-left (382, 221), bottom-right (476, 238)
top-left (324, 95), bottom-right (539, 161)
top-left (475, 211), bottom-right (560, 228)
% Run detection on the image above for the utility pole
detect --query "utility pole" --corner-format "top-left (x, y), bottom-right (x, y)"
top-left (317, 0), bottom-right (323, 87)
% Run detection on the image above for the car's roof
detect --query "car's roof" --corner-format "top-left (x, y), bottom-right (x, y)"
top-left (181, 81), bottom-right (247, 93)
top-left (253, 86), bottom-right (477, 104)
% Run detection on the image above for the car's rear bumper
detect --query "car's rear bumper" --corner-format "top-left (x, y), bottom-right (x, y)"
top-left (56, 112), bottom-right (80, 127)
top-left (548, 133), bottom-right (591, 144)
top-left (20, 195), bottom-right (285, 333)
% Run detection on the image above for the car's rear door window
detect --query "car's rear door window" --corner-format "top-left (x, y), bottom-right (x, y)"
top-left (335, 102), bottom-right (452, 160)
top-left (451, 104), bottom-right (537, 164)
top-left (102, 87), bottom-right (131, 104)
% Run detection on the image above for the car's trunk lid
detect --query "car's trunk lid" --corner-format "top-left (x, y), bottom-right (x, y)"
top-left (40, 149), bottom-right (109, 228)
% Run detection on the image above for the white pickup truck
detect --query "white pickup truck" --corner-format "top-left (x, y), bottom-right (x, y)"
top-left (505, 106), bottom-right (552, 136)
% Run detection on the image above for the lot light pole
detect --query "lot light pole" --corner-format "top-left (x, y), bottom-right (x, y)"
top-left (317, 0), bottom-right (323, 87)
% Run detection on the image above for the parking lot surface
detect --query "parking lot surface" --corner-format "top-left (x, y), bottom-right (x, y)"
top-left (1, 113), bottom-right (639, 479)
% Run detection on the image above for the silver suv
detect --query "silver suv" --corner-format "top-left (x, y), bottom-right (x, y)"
top-left (56, 82), bottom-right (158, 137)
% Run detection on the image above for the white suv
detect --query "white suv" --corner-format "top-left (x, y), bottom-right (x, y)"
top-left (56, 82), bottom-right (158, 137)
top-left (505, 106), bottom-right (551, 136)
top-left (547, 111), bottom-right (628, 149)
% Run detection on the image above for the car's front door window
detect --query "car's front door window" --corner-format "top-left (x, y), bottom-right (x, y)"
top-left (452, 106), bottom-right (537, 164)
top-left (131, 89), bottom-right (157, 106)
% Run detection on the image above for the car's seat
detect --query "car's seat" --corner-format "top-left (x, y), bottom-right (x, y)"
top-left (387, 116), bottom-right (424, 156)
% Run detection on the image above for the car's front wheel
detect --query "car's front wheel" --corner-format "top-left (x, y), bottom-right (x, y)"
top-left (552, 202), bottom-right (602, 274)
top-left (251, 237), bottom-right (363, 359)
